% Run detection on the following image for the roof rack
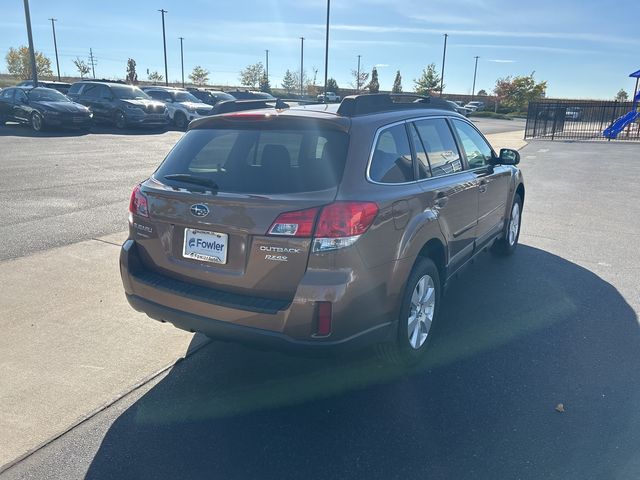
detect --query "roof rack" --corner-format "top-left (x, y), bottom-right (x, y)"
top-left (212, 98), bottom-right (291, 115)
top-left (336, 93), bottom-right (455, 117)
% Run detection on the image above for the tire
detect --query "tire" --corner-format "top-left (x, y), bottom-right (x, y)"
top-left (378, 257), bottom-right (441, 365)
top-left (173, 112), bottom-right (188, 130)
top-left (31, 112), bottom-right (44, 132)
top-left (113, 110), bottom-right (126, 129)
top-left (492, 193), bottom-right (523, 256)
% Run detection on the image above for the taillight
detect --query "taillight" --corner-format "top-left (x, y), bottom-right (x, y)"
top-left (266, 201), bottom-right (378, 252)
top-left (315, 202), bottom-right (378, 237)
top-left (129, 184), bottom-right (148, 218)
top-left (268, 207), bottom-right (319, 237)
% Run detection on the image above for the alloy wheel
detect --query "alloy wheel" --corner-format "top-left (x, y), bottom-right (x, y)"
top-left (407, 274), bottom-right (436, 349)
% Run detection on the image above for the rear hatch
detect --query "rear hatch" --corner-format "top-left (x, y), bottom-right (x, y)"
top-left (134, 112), bottom-right (350, 301)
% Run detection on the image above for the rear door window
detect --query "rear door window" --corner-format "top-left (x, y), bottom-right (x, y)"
top-left (156, 127), bottom-right (349, 194)
top-left (413, 118), bottom-right (463, 177)
top-left (369, 123), bottom-right (414, 183)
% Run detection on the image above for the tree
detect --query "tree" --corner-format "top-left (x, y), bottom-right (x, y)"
top-left (281, 69), bottom-right (297, 95)
top-left (259, 74), bottom-right (272, 94)
top-left (73, 57), bottom-right (91, 78)
top-left (368, 67), bottom-right (379, 93)
top-left (350, 68), bottom-right (369, 91)
top-left (615, 89), bottom-right (629, 102)
top-left (392, 70), bottom-right (403, 93)
top-left (5, 46), bottom-right (53, 80)
top-left (189, 65), bottom-right (209, 86)
top-left (494, 72), bottom-right (547, 111)
top-left (239, 62), bottom-right (265, 89)
top-left (477, 89), bottom-right (488, 96)
top-left (414, 63), bottom-right (441, 96)
top-left (148, 70), bottom-right (164, 83)
top-left (326, 77), bottom-right (339, 94)
top-left (125, 58), bottom-right (138, 84)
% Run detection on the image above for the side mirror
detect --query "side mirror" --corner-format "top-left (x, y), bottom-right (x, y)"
top-left (498, 148), bottom-right (520, 165)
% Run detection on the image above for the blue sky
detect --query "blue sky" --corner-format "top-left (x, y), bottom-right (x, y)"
top-left (2, 0), bottom-right (639, 98)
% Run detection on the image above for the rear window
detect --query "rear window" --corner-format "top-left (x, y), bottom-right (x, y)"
top-left (155, 127), bottom-right (349, 194)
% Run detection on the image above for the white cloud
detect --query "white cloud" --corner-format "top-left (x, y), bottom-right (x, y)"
top-left (489, 59), bottom-right (517, 63)
top-left (408, 13), bottom-right (477, 25)
top-left (375, 64), bottom-right (390, 68)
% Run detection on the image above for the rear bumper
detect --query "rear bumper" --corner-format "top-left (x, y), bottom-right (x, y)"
top-left (125, 293), bottom-right (392, 353)
top-left (120, 239), bottom-right (395, 353)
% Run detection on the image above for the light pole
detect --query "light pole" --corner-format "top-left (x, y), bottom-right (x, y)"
top-left (179, 36), bottom-right (184, 88)
top-left (265, 49), bottom-right (269, 81)
top-left (49, 18), bottom-right (61, 81)
top-left (300, 37), bottom-right (304, 98)
top-left (472, 56), bottom-right (480, 99)
top-left (440, 33), bottom-right (448, 95)
top-left (357, 54), bottom-right (361, 93)
top-left (158, 9), bottom-right (168, 86)
top-left (23, 0), bottom-right (38, 86)
top-left (322, 0), bottom-right (330, 102)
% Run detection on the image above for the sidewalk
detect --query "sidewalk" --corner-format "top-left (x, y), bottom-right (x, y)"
top-left (0, 232), bottom-right (207, 471)
top-left (0, 129), bottom-right (525, 472)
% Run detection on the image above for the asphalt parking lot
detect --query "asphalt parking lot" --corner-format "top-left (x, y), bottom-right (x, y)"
top-left (1, 123), bottom-right (639, 479)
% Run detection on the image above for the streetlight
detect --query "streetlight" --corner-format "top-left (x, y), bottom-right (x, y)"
top-left (22, 0), bottom-right (38, 86)
top-left (322, 0), bottom-right (330, 102)
top-left (440, 33), bottom-right (448, 95)
top-left (158, 9), bottom-right (168, 86)
top-left (356, 54), bottom-right (361, 93)
top-left (265, 49), bottom-right (269, 81)
top-left (300, 37), bottom-right (304, 98)
top-left (49, 18), bottom-right (60, 81)
top-left (472, 56), bottom-right (480, 99)
top-left (179, 37), bottom-right (184, 88)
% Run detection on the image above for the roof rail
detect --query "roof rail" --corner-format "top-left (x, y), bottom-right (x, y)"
top-left (212, 98), bottom-right (290, 115)
top-left (336, 93), bottom-right (455, 117)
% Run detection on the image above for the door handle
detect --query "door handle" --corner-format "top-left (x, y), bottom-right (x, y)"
top-left (478, 179), bottom-right (488, 194)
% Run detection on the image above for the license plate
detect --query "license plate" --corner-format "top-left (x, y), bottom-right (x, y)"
top-left (183, 228), bottom-right (228, 264)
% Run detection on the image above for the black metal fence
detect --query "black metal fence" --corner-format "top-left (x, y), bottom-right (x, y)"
top-left (525, 100), bottom-right (640, 141)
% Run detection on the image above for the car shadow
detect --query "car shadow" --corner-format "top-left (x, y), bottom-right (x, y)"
top-left (0, 122), bottom-right (173, 137)
top-left (85, 245), bottom-right (640, 480)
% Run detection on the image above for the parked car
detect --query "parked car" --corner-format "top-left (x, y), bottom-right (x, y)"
top-left (317, 91), bottom-right (341, 102)
top-left (225, 90), bottom-right (276, 100)
top-left (17, 80), bottom-right (72, 95)
top-left (0, 86), bottom-right (92, 131)
top-left (565, 107), bottom-right (583, 121)
top-left (143, 87), bottom-right (213, 130)
top-left (67, 81), bottom-right (168, 129)
top-left (186, 88), bottom-right (236, 106)
top-left (121, 93), bottom-right (525, 361)
top-left (464, 101), bottom-right (486, 112)
top-left (447, 100), bottom-right (470, 116)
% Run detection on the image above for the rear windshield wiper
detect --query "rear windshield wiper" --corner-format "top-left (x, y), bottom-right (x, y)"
top-left (163, 174), bottom-right (219, 193)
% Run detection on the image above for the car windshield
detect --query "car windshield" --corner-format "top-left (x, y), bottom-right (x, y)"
top-left (172, 91), bottom-right (200, 103)
top-left (110, 85), bottom-right (150, 100)
top-left (156, 127), bottom-right (349, 194)
top-left (27, 88), bottom-right (70, 102)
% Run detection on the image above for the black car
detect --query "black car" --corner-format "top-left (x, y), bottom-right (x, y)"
top-left (225, 90), bottom-right (276, 100)
top-left (0, 87), bottom-right (92, 131)
top-left (16, 80), bottom-right (73, 95)
top-left (68, 81), bottom-right (168, 129)
top-left (186, 89), bottom-right (236, 106)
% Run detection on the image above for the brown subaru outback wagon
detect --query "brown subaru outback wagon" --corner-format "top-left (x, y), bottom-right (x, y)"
top-left (120, 94), bottom-right (524, 360)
